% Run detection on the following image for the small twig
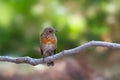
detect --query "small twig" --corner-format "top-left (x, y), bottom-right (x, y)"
top-left (0, 41), bottom-right (120, 65)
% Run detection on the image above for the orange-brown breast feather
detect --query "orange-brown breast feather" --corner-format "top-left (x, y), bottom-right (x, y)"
top-left (41, 38), bottom-right (48, 44)
top-left (50, 38), bottom-right (56, 44)
top-left (41, 38), bottom-right (56, 44)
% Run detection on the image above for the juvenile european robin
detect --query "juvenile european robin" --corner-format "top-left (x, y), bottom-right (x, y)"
top-left (40, 27), bottom-right (57, 66)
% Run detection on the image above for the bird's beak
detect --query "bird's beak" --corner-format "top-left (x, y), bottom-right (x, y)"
top-left (55, 29), bottom-right (58, 32)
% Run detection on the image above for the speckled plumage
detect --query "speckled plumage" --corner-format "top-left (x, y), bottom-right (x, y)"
top-left (40, 27), bottom-right (57, 66)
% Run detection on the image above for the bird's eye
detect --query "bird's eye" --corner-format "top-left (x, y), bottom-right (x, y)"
top-left (49, 30), bottom-right (52, 33)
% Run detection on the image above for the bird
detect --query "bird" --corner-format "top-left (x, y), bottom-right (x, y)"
top-left (40, 27), bottom-right (57, 66)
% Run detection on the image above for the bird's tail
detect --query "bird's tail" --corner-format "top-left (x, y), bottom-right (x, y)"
top-left (47, 61), bottom-right (54, 66)
top-left (46, 50), bottom-right (54, 66)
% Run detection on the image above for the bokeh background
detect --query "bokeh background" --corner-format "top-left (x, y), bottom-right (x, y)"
top-left (0, 0), bottom-right (120, 80)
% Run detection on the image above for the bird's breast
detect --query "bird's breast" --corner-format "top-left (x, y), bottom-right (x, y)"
top-left (41, 38), bottom-right (56, 45)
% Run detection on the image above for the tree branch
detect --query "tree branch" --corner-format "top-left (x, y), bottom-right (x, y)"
top-left (0, 41), bottom-right (120, 66)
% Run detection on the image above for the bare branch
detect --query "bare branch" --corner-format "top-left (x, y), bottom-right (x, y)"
top-left (0, 41), bottom-right (120, 65)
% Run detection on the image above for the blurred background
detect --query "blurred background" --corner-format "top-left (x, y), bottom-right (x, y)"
top-left (0, 0), bottom-right (120, 80)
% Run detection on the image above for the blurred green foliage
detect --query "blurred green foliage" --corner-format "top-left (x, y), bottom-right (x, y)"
top-left (0, 0), bottom-right (119, 58)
